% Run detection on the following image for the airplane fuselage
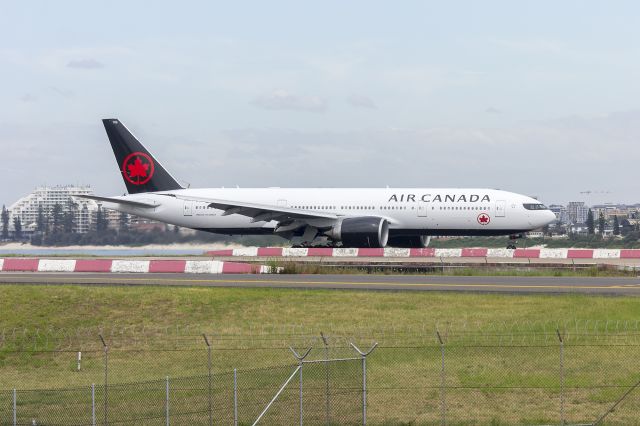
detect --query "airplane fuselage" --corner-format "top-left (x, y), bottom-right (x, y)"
top-left (103, 187), bottom-right (556, 237)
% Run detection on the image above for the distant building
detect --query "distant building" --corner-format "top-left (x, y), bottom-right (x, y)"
top-left (591, 204), bottom-right (619, 220)
top-left (566, 202), bottom-right (589, 224)
top-left (129, 217), bottom-right (166, 233)
top-left (8, 185), bottom-right (98, 234)
top-left (548, 204), bottom-right (568, 223)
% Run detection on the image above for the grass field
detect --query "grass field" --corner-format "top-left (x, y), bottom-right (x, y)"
top-left (2, 284), bottom-right (640, 424)
top-left (3, 284), bottom-right (640, 335)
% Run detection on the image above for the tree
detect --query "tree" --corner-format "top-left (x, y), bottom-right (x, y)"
top-left (118, 212), bottom-right (129, 233)
top-left (1, 205), bottom-right (8, 240)
top-left (52, 204), bottom-right (63, 233)
top-left (613, 215), bottom-right (620, 236)
top-left (13, 217), bottom-right (22, 240)
top-left (95, 206), bottom-right (108, 233)
top-left (63, 209), bottom-right (76, 233)
top-left (63, 200), bottom-right (77, 233)
top-left (36, 204), bottom-right (46, 233)
top-left (586, 209), bottom-right (595, 235)
top-left (598, 211), bottom-right (606, 236)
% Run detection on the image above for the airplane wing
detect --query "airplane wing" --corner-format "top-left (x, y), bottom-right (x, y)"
top-left (74, 195), bottom-right (158, 209)
top-left (168, 194), bottom-right (339, 223)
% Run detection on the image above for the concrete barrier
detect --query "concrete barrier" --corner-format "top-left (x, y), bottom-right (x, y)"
top-left (185, 260), bottom-right (223, 274)
top-left (514, 249), bottom-right (540, 258)
top-left (409, 248), bottom-right (436, 257)
top-left (434, 249), bottom-right (462, 258)
top-left (461, 248), bottom-right (488, 257)
top-left (111, 260), bottom-right (150, 273)
top-left (486, 249), bottom-right (514, 258)
top-left (383, 248), bottom-right (411, 257)
top-left (75, 259), bottom-right (113, 272)
top-left (201, 246), bottom-right (638, 260)
top-left (37, 259), bottom-right (76, 272)
top-left (282, 247), bottom-right (309, 257)
top-left (358, 248), bottom-right (385, 257)
top-left (3, 258), bottom-right (39, 272)
top-left (593, 249), bottom-right (621, 259)
top-left (620, 250), bottom-right (640, 259)
top-left (0, 258), bottom-right (273, 274)
top-left (149, 260), bottom-right (187, 273)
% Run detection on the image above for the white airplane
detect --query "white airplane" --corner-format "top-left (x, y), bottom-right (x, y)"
top-left (79, 119), bottom-right (556, 248)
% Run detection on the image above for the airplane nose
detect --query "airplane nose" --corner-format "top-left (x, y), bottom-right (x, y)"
top-left (545, 210), bottom-right (556, 225)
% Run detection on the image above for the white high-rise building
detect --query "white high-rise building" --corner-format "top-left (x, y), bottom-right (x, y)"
top-left (567, 201), bottom-right (589, 224)
top-left (7, 185), bottom-right (99, 233)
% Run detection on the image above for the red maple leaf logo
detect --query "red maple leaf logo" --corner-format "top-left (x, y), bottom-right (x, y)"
top-left (127, 157), bottom-right (149, 179)
top-left (122, 152), bottom-right (155, 185)
top-left (478, 214), bottom-right (490, 225)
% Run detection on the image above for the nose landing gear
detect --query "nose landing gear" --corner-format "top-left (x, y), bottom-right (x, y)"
top-left (507, 233), bottom-right (525, 250)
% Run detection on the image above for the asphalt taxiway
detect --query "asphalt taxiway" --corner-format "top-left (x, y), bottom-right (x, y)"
top-left (1, 273), bottom-right (640, 295)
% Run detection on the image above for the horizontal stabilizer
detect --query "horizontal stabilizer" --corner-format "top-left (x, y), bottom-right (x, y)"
top-left (74, 194), bottom-right (158, 209)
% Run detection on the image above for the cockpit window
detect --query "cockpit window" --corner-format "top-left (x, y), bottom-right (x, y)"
top-left (523, 203), bottom-right (548, 210)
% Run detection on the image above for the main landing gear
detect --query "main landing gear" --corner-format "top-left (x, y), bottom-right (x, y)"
top-left (506, 233), bottom-right (525, 250)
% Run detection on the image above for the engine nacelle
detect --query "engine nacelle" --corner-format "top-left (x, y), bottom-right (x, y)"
top-left (325, 217), bottom-right (389, 248)
top-left (387, 235), bottom-right (431, 248)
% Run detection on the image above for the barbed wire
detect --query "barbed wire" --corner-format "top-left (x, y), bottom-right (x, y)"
top-left (3, 319), bottom-right (640, 351)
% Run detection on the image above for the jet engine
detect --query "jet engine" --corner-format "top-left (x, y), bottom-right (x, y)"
top-left (387, 235), bottom-right (431, 248)
top-left (324, 217), bottom-right (389, 248)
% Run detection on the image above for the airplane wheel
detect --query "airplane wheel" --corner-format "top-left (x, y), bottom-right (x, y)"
top-left (506, 244), bottom-right (517, 250)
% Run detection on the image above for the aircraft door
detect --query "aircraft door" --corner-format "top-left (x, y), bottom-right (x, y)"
top-left (183, 200), bottom-right (194, 216)
top-left (417, 205), bottom-right (428, 217)
top-left (496, 200), bottom-right (506, 217)
top-left (277, 199), bottom-right (287, 207)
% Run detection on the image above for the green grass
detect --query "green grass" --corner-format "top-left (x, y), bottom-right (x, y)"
top-left (3, 285), bottom-right (640, 424)
top-left (3, 284), bottom-right (640, 334)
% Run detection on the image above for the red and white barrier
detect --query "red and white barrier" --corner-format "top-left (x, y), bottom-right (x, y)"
top-left (207, 247), bottom-right (640, 260)
top-left (0, 259), bottom-right (274, 274)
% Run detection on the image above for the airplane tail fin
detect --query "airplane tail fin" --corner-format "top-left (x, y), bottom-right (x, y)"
top-left (102, 118), bottom-right (183, 194)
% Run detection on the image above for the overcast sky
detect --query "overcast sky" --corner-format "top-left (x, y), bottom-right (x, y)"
top-left (2, 1), bottom-right (640, 206)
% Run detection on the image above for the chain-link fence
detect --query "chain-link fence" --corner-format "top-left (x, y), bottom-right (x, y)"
top-left (4, 326), bottom-right (640, 425)
top-left (0, 346), bottom-right (367, 425)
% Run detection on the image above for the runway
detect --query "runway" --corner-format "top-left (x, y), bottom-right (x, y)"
top-left (1, 273), bottom-right (640, 295)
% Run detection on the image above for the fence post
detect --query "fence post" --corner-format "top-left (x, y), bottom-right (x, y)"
top-left (92, 383), bottom-right (96, 426)
top-left (12, 388), bottom-right (16, 426)
top-left (234, 368), bottom-right (238, 426)
top-left (557, 329), bottom-right (565, 425)
top-left (99, 334), bottom-right (108, 426)
top-left (350, 342), bottom-right (378, 426)
top-left (321, 332), bottom-right (330, 425)
top-left (166, 376), bottom-right (170, 426)
top-left (203, 334), bottom-right (213, 426)
top-left (437, 330), bottom-right (446, 426)
top-left (290, 346), bottom-right (312, 426)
